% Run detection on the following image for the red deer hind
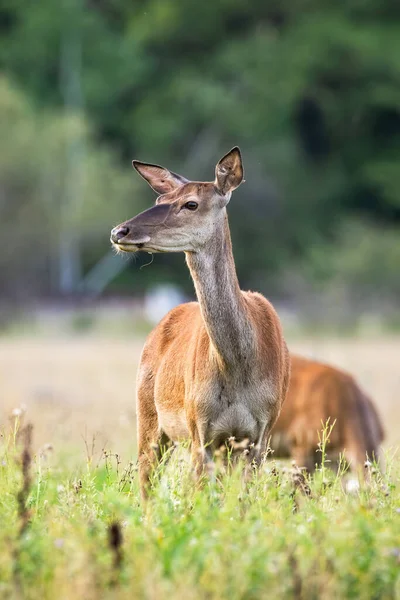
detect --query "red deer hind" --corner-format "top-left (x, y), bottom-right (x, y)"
top-left (111, 148), bottom-right (290, 498)
top-left (271, 354), bottom-right (384, 472)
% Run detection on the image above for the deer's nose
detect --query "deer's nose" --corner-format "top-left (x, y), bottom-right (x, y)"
top-left (111, 226), bottom-right (129, 243)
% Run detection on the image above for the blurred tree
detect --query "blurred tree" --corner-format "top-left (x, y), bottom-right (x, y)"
top-left (0, 77), bottom-right (139, 301)
top-left (0, 0), bottom-right (399, 303)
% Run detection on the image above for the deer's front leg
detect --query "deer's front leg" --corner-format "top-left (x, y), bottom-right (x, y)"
top-left (191, 440), bottom-right (214, 479)
top-left (189, 420), bottom-right (213, 480)
top-left (138, 430), bottom-right (172, 500)
top-left (137, 375), bottom-right (172, 500)
top-left (247, 421), bottom-right (270, 468)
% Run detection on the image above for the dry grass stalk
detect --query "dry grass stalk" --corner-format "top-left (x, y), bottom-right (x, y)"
top-left (291, 464), bottom-right (312, 498)
top-left (289, 548), bottom-right (303, 599)
top-left (16, 423), bottom-right (33, 536)
top-left (13, 422), bottom-right (34, 591)
top-left (108, 520), bottom-right (123, 587)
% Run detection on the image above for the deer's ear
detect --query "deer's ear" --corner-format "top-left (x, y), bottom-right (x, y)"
top-left (214, 147), bottom-right (244, 195)
top-left (132, 161), bottom-right (189, 194)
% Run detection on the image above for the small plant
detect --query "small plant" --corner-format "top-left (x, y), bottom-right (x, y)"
top-left (317, 418), bottom-right (336, 483)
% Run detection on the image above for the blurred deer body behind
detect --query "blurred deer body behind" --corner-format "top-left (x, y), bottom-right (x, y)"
top-left (111, 148), bottom-right (290, 498)
top-left (271, 354), bottom-right (384, 471)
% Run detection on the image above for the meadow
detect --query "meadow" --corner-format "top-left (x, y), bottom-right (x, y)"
top-left (0, 329), bottom-right (399, 599)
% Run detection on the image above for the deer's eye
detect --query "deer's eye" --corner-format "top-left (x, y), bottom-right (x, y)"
top-left (184, 201), bottom-right (198, 211)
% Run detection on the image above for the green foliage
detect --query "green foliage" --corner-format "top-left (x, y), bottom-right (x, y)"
top-left (0, 0), bottom-right (399, 303)
top-left (0, 77), bottom-right (140, 298)
top-left (1, 424), bottom-right (400, 599)
top-left (286, 220), bottom-right (400, 329)
top-left (307, 221), bottom-right (400, 298)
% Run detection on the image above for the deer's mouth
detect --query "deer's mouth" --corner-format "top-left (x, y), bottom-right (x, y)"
top-left (111, 236), bottom-right (192, 254)
top-left (112, 240), bottom-right (170, 254)
top-left (112, 240), bottom-right (146, 252)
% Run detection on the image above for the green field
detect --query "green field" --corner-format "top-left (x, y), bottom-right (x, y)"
top-left (0, 334), bottom-right (399, 599)
top-left (1, 421), bottom-right (400, 599)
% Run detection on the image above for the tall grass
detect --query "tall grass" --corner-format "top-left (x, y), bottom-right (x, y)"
top-left (0, 418), bottom-right (399, 599)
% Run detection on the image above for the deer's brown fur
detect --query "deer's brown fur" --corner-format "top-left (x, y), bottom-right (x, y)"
top-left (111, 148), bottom-right (290, 498)
top-left (271, 354), bottom-right (384, 471)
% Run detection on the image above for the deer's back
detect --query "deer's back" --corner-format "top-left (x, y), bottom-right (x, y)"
top-left (271, 354), bottom-right (384, 461)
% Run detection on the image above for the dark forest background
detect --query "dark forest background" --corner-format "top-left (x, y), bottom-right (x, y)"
top-left (1, 0), bottom-right (399, 325)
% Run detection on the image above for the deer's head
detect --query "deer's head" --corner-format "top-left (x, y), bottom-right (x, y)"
top-left (110, 147), bottom-right (244, 253)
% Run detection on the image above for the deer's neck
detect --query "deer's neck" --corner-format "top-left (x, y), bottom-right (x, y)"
top-left (186, 213), bottom-right (254, 370)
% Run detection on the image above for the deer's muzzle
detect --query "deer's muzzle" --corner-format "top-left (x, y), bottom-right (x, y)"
top-left (110, 203), bottom-right (170, 247)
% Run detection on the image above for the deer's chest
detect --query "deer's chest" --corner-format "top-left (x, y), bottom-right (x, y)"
top-left (154, 362), bottom-right (275, 444)
top-left (198, 377), bottom-right (274, 444)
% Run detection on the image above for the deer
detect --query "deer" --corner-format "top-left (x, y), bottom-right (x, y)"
top-left (270, 354), bottom-right (384, 472)
top-left (110, 147), bottom-right (290, 498)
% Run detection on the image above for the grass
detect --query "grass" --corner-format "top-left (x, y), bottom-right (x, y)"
top-left (1, 416), bottom-right (400, 600)
top-left (0, 331), bottom-right (399, 598)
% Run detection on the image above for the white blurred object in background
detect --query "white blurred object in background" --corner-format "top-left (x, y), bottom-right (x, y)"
top-left (144, 284), bottom-right (186, 324)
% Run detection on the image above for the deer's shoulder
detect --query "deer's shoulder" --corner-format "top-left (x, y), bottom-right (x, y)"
top-left (141, 301), bottom-right (202, 360)
top-left (242, 291), bottom-right (284, 341)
